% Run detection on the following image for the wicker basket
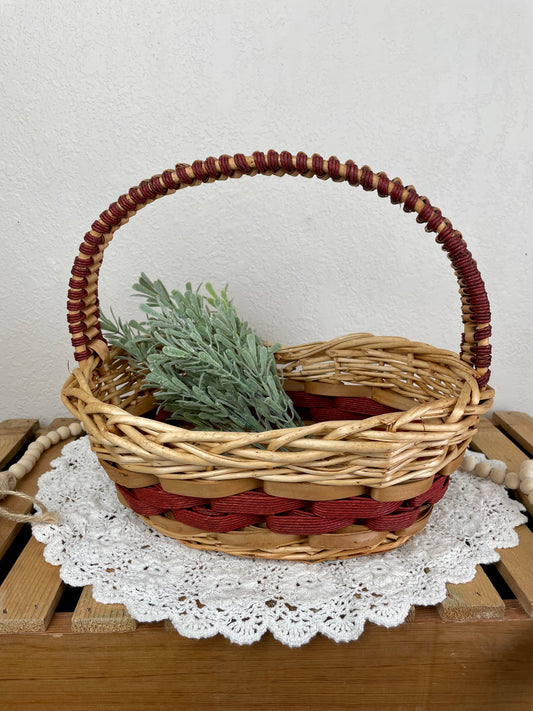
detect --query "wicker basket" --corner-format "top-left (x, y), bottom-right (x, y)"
top-left (62, 151), bottom-right (494, 562)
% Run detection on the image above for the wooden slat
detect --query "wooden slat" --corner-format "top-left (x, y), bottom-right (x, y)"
top-left (0, 419), bottom-right (39, 469)
top-left (1, 608), bottom-right (533, 711)
top-left (437, 565), bottom-right (505, 621)
top-left (492, 411), bottom-right (533, 513)
top-left (471, 417), bottom-right (533, 515)
top-left (405, 605), bottom-right (416, 622)
top-left (0, 537), bottom-right (64, 632)
top-left (471, 417), bottom-right (527, 471)
top-left (0, 418), bottom-right (79, 559)
top-left (496, 525), bottom-right (533, 617)
top-left (492, 411), bottom-right (533, 456)
top-left (72, 586), bottom-right (138, 633)
top-left (472, 417), bottom-right (533, 614)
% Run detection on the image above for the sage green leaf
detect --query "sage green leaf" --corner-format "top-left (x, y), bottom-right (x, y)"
top-left (100, 278), bottom-right (303, 432)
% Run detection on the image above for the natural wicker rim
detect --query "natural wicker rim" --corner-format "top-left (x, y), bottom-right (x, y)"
top-left (62, 336), bottom-right (494, 489)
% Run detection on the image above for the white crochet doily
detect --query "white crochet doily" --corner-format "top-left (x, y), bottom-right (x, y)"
top-left (32, 436), bottom-right (526, 647)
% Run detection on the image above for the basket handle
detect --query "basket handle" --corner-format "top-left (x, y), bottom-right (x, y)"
top-left (67, 151), bottom-right (491, 386)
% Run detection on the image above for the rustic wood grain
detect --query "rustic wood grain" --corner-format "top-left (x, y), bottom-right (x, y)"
top-left (437, 565), bottom-right (505, 621)
top-left (405, 604), bottom-right (416, 622)
top-left (0, 608), bottom-right (532, 711)
top-left (72, 586), bottom-right (138, 633)
top-left (0, 537), bottom-right (64, 632)
top-left (471, 417), bottom-right (533, 515)
top-left (471, 417), bottom-right (526, 471)
top-left (492, 411), bottom-right (533, 456)
top-left (496, 525), bottom-right (533, 617)
top-left (0, 419), bottom-right (38, 470)
top-left (492, 411), bottom-right (533, 512)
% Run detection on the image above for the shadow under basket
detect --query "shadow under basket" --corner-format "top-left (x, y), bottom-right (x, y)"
top-left (62, 152), bottom-right (494, 562)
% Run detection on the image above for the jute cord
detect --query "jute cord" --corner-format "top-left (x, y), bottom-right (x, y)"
top-left (0, 421), bottom-right (84, 524)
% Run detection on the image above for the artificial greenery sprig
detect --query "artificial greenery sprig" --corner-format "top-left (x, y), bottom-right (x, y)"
top-left (100, 274), bottom-right (302, 432)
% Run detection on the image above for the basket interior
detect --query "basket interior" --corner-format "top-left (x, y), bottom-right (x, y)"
top-left (90, 336), bottom-right (479, 428)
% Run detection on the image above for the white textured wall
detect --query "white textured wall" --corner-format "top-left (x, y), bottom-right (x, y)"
top-left (1, 1), bottom-right (531, 424)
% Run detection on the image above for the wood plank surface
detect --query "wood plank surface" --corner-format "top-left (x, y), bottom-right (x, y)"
top-left (496, 525), bottom-right (533, 617)
top-left (0, 418), bottom-right (78, 560)
top-left (492, 411), bottom-right (533, 513)
top-left (72, 586), bottom-right (138, 633)
top-left (493, 411), bottom-right (533, 456)
top-left (0, 609), bottom-right (532, 711)
top-left (471, 417), bottom-right (533, 515)
top-left (0, 537), bottom-right (64, 632)
top-left (0, 419), bottom-right (38, 470)
top-left (471, 417), bottom-right (527, 471)
top-left (437, 565), bottom-right (505, 621)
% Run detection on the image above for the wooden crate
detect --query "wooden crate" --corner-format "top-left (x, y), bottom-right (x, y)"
top-left (0, 413), bottom-right (532, 711)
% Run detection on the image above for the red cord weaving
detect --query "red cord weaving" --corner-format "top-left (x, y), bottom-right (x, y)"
top-left (117, 474), bottom-right (449, 536)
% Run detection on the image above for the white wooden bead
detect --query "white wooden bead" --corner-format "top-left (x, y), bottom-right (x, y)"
top-left (27, 442), bottom-right (45, 456)
top-left (521, 479), bottom-right (533, 496)
top-left (13, 461), bottom-right (31, 476)
top-left (504, 471), bottom-right (520, 490)
top-left (20, 455), bottom-right (37, 471)
top-left (57, 426), bottom-right (71, 440)
top-left (519, 460), bottom-right (533, 480)
top-left (47, 430), bottom-right (61, 445)
top-left (475, 461), bottom-right (492, 478)
top-left (461, 455), bottom-right (476, 472)
top-left (489, 466), bottom-right (506, 485)
top-left (36, 434), bottom-right (52, 449)
top-left (528, 491), bottom-right (533, 507)
top-left (69, 422), bottom-right (84, 436)
top-left (520, 476), bottom-right (533, 491)
top-left (8, 462), bottom-right (26, 478)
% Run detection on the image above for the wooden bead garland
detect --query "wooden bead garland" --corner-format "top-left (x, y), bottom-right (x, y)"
top-left (462, 453), bottom-right (533, 504)
top-left (0, 421), bottom-right (84, 524)
top-left (1, 422), bottom-right (84, 490)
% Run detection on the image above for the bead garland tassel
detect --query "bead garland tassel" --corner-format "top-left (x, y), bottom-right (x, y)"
top-left (0, 421), bottom-right (84, 524)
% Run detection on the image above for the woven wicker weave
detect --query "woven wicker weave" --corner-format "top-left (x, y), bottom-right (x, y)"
top-left (62, 151), bottom-right (494, 562)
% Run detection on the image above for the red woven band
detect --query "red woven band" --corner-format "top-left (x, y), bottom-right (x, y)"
top-left (289, 392), bottom-right (396, 422)
top-left (117, 474), bottom-right (449, 536)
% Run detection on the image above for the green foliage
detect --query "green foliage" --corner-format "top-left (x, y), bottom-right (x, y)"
top-left (100, 274), bottom-right (302, 432)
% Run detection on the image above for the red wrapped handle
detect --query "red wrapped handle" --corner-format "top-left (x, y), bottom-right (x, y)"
top-left (67, 152), bottom-right (491, 386)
